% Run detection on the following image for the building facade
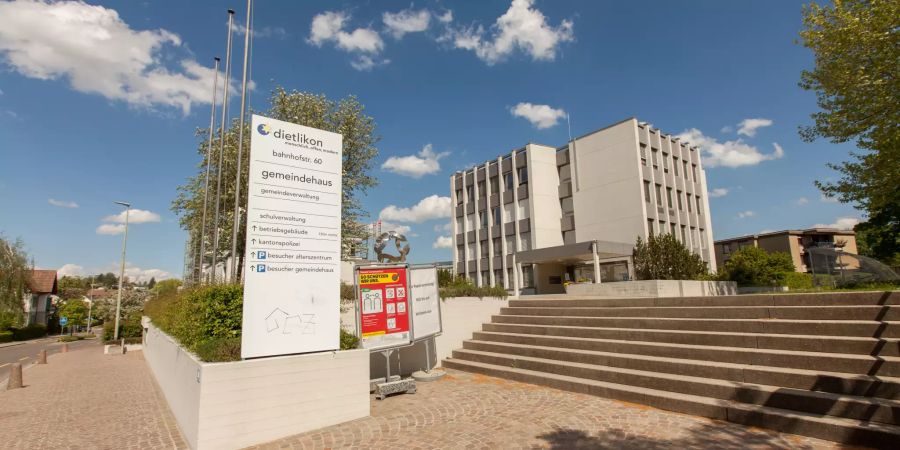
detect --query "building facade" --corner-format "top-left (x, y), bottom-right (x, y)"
top-left (450, 118), bottom-right (716, 295)
top-left (23, 269), bottom-right (58, 326)
top-left (714, 228), bottom-right (858, 273)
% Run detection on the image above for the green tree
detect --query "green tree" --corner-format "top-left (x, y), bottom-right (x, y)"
top-left (173, 87), bottom-right (379, 281)
top-left (151, 279), bottom-right (182, 297)
top-left (799, 0), bottom-right (900, 263)
top-left (147, 277), bottom-right (156, 289)
top-left (718, 247), bottom-right (796, 287)
top-left (632, 233), bottom-right (708, 281)
top-left (854, 220), bottom-right (900, 266)
top-left (58, 276), bottom-right (90, 300)
top-left (0, 235), bottom-right (29, 330)
top-left (58, 299), bottom-right (88, 329)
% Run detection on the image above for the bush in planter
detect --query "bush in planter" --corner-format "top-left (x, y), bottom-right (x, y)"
top-left (12, 323), bottom-right (46, 340)
top-left (195, 336), bottom-right (242, 362)
top-left (718, 247), bottom-right (795, 287)
top-left (0, 330), bottom-right (12, 343)
top-left (340, 329), bottom-right (359, 350)
top-left (782, 272), bottom-right (813, 290)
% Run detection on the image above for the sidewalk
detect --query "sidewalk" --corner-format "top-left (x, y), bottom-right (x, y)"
top-left (0, 345), bottom-right (186, 450)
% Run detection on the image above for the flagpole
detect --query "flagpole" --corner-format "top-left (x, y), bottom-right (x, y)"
top-left (198, 56), bottom-right (220, 284)
top-left (212, 9), bottom-right (235, 284)
top-left (230, 0), bottom-right (252, 283)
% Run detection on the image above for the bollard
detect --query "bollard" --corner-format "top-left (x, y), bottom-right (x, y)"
top-left (7, 363), bottom-right (23, 389)
top-left (61, 343), bottom-right (69, 353)
top-left (38, 350), bottom-right (47, 364)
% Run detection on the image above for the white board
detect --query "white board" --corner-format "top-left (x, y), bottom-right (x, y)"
top-left (241, 114), bottom-right (342, 359)
top-left (409, 266), bottom-right (442, 340)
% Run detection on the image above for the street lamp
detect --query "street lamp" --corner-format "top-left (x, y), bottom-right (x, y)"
top-left (87, 276), bottom-right (94, 333)
top-left (113, 201), bottom-right (131, 341)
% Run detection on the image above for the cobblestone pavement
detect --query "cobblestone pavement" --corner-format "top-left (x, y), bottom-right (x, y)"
top-left (253, 369), bottom-right (850, 450)
top-left (0, 344), bottom-right (186, 450)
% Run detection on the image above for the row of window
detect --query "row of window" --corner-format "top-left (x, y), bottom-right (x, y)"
top-left (640, 144), bottom-right (698, 182)
top-left (648, 219), bottom-right (706, 248)
top-left (455, 167), bottom-right (529, 204)
top-left (462, 265), bottom-right (535, 288)
top-left (457, 232), bottom-right (532, 261)
top-left (643, 181), bottom-right (703, 214)
top-left (457, 203), bottom-right (530, 231)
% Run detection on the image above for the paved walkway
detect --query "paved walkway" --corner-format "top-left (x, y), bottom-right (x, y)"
top-left (0, 343), bottom-right (185, 450)
top-left (0, 345), bottom-right (851, 450)
top-left (253, 370), bottom-right (846, 450)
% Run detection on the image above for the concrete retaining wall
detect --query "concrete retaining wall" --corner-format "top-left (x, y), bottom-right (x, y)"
top-left (565, 280), bottom-right (737, 297)
top-left (340, 296), bottom-right (509, 377)
top-left (142, 319), bottom-right (370, 450)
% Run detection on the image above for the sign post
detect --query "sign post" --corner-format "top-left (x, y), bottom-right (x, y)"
top-left (409, 265), bottom-right (445, 381)
top-left (240, 114), bottom-right (342, 359)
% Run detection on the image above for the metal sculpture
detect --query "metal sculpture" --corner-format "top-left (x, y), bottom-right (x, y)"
top-left (374, 231), bottom-right (410, 263)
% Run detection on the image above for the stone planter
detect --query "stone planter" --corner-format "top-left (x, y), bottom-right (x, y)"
top-left (141, 318), bottom-right (370, 450)
top-left (565, 280), bottom-right (737, 297)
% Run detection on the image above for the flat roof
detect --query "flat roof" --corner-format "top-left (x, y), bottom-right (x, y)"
top-left (714, 228), bottom-right (855, 244)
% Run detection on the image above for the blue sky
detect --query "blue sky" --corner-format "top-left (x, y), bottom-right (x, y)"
top-left (0, 0), bottom-right (862, 281)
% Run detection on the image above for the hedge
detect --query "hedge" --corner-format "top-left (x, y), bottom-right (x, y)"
top-left (0, 331), bottom-right (12, 343)
top-left (12, 323), bottom-right (46, 341)
top-left (102, 318), bottom-right (143, 343)
top-left (782, 272), bottom-right (813, 290)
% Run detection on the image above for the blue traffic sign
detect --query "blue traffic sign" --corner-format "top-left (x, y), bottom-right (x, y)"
top-left (59, 316), bottom-right (68, 326)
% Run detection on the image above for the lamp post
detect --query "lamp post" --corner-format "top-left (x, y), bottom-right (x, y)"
top-left (87, 276), bottom-right (94, 333)
top-left (113, 201), bottom-right (131, 341)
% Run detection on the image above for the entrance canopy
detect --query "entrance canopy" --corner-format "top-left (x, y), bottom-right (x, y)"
top-left (516, 240), bottom-right (633, 265)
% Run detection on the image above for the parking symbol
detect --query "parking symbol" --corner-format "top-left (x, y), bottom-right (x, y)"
top-left (258, 251), bottom-right (267, 260)
top-left (258, 264), bottom-right (266, 273)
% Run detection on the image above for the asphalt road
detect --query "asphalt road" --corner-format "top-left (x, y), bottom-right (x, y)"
top-left (0, 336), bottom-right (99, 386)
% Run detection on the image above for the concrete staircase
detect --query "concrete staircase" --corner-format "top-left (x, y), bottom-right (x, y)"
top-left (443, 291), bottom-right (900, 448)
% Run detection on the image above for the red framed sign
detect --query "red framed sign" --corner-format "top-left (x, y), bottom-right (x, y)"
top-left (355, 264), bottom-right (411, 350)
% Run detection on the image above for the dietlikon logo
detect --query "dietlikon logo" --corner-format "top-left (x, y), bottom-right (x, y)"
top-left (257, 122), bottom-right (324, 147)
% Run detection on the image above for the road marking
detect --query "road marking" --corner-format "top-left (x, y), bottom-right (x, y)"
top-left (19, 357), bottom-right (29, 361)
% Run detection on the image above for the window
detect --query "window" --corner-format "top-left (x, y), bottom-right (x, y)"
top-left (723, 243), bottom-right (731, 254)
top-left (477, 180), bottom-right (486, 197)
top-left (640, 144), bottom-right (647, 166)
top-left (455, 189), bottom-right (463, 204)
top-left (467, 246), bottom-right (476, 261)
top-left (480, 211), bottom-right (488, 229)
top-left (651, 148), bottom-right (659, 168)
top-left (673, 157), bottom-right (679, 176)
top-left (700, 228), bottom-right (707, 246)
top-left (522, 265), bottom-right (535, 288)
top-left (655, 184), bottom-right (662, 204)
top-left (517, 167), bottom-right (528, 185)
top-left (683, 161), bottom-right (689, 179)
top-left (505, 235), bottom-right (515, 254)
top-left (647, 219), bottom-right (655, 235)
top-left (457, 245), bottom-right (464, 261)
top-left (503, 203), bottom-right (514, 223)
top-left (466, 214), bottom-right (475, 230)
top-left (492, 207), bottom-right (501, 225)
top-left (466, 185), bottom-right (474, 202)
top-left (670, 223), bottom-right (676, 236)
top-left (503, 172), bottom-right (513, 190)
top-left (507, 268), bottom-right (514, 286)
top-left (489, 176), bottom-right (499, 194)
top-left (681, 225), bottom-right (687, 243)
top-left (677, 190), bottom-right (683, 210)
top-left (481, 271), bottom-right (489, 287)
top-left (686, 193), bottom-right (693, 212)
top-left (644, 181), bottom-right (651, 203)
top-left (493, 237), bottom-right (502, 254)
top-left (456, 216), bottom-right (463, 231)
top-left (494, 269), bottom-right (503, 286)
top-left (549, 276), bottom-right (562, 285)
top-left (520, 233), bottom-right (531, 251)
top-left (666, 188), bottom-right (673, 208)
top-left (662, 152), bottom-right (669, 172)
top-left (696, 195), bottom-right (702, 214)
top-left (480, 240), bottom-right (488, 257)
top-left (692, 164), bottom-right (697, 181)
top-left (518, 202), bottom-right (530, 219)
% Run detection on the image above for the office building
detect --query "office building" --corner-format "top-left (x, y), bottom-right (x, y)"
top-left (714, 228), bottom-right (858, 273)
top-left (450, 118), bottom-right (716, 295)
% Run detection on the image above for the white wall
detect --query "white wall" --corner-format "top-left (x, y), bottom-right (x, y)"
top-left (142, 319), bottom-right (370, 450)
top-left (526, 144), bottom-right (564, 249)
top-left (566, 280), bottom-right (737, 297)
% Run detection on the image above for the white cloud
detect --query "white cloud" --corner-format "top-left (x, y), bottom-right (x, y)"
top-left (48, 198), bottom-right (78, 208)
top-left (434, 222), bottom-right (452, 233)
top-left (736, 211), bottom-right (756, 219)
top-left (102, 208), bottom-right (161, 224)
top-left (230, 23), bottom-right (287, 39)
top-left (796, 197), bottom-right (809, 205)
top-left (442, 0), bottom-right (573, 65)
top-left (433, 236), bottom-right (453, 249)
top-left (812, 216), bottom-right (860, 230)
top-left (96, 223), bottom-right (126, 235)
top-left (58, 263), bottom-right (85, 277)
top-left (379, 195), bottom-right (452, 223)
top-left (820, 193), bottom-right (839, 203)
top-left (437, 10), bottom-right (454, 24)
top-left (510, 102), bottom-right (565, 129)
top-left (720, 125), bottom-right (733, 133)
top-left (0, 0), bottom-right (224, 114)
top-left (708, 188), bottom-right (729, 198)
top-left (309, 11), bottom-right (388, 70)
top-left (381, 144), bottom-right (449, 178)
top-left (383, 9), bottom-right (431, 39)
top-left (737, 118), bottom-right (773, 137)
top-left (675, 128), bottom-right (784, 168)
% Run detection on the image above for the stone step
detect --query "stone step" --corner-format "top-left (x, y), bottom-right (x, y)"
top-left (460, 339), bottom-right (900, 400)
top-left (511, 291), bottom-right (900, 308)
top-left (452, 347), bottom-right (900, 425)
top-left (441, 358), bottom-right (900, 448)
top-left (482, 322), bottom-right (900, 356)
top-left (499, 305), bottom-right (900, 321)
top-left (491, 314), bottom-right (900, 338)
top-left (472, 331), bottom-right (900, 376)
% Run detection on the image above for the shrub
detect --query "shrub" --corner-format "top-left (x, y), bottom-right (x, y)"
top-left (633, 233), bottom-right (708, 280)
top-left (0, 331), bottom-right (12, 343)
top-left (782, 272), bottom-right (813, 290)
top-left (194, 336), bottom-right (242, 362)
top-left (718, 247), bottom-right (795, 286)
top-left (58, 335), bottom-right (84, 342)
top-left (102, 317), bottom-right (143, 343)
top-left (12, 323), bottom-right (46, 340)
top-left (340, 282), bottom-right (355, 302)
top-left (340, 329), bottom-right (359, 350)
top-left (438, 276), bottom-right (508, 300)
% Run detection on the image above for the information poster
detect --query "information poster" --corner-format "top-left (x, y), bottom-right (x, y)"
top-left (357, 265), bottom-right (411, 350)
top-left (241, 114), bottom-right (342, 359)
top-left (409, 266), bottom-right (442, 341)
